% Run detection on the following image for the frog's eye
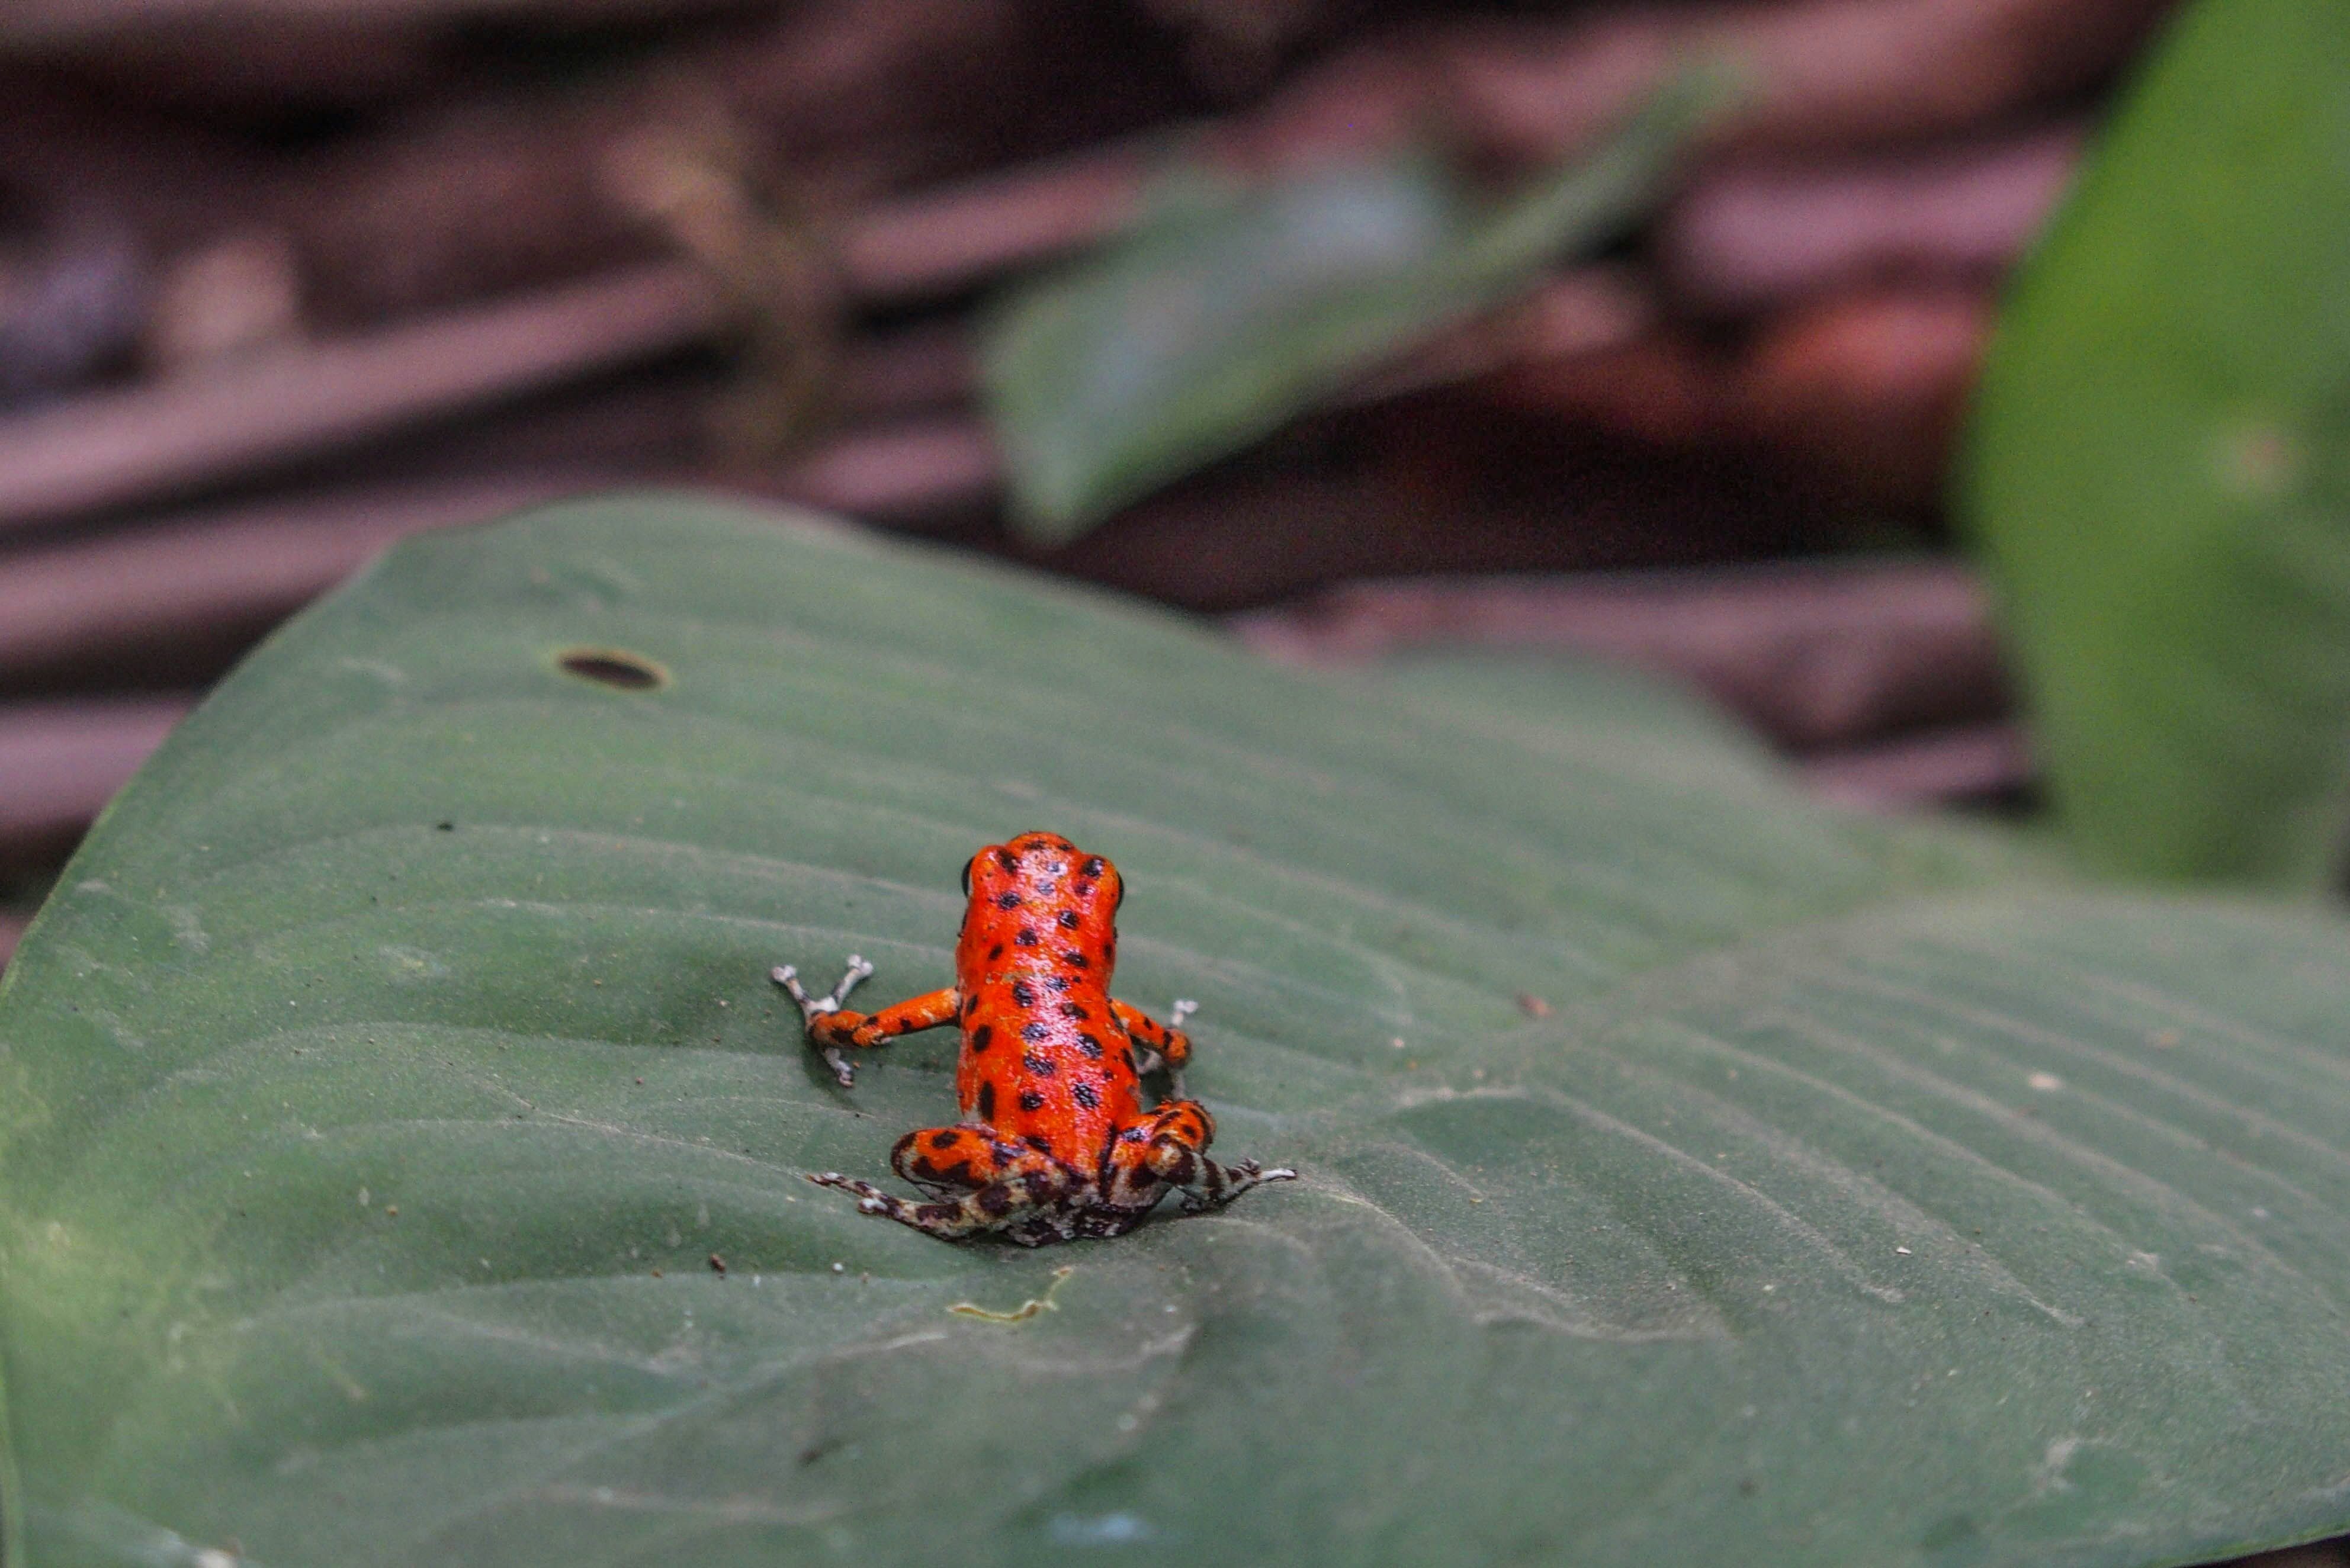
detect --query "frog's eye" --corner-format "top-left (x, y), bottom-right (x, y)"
top-left (960, 855), bottom-right (977, 897)
top-left (1113, 878), bottom-right (1126, 913)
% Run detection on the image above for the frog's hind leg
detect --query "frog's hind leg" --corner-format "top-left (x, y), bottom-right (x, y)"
top-left (811, 1143), bottom-right (1090, 1244)
top-left (1104, 1098), bottom-right (1298, 1217)
top-left (1168, 1149), bottom-right (1296, 1213)
top-left (890, 1126), bottom-right (1074, 1198)
top-left (805, 1178), bottom-right (991, 1241)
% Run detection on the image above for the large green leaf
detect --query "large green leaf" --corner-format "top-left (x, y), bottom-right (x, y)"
top-left (981, 72), bottom-right (1717, 541)
top-left (1961, 0), bottom-right (2350, 886)
top-left (7, 497), bottom-right (2350, 1566)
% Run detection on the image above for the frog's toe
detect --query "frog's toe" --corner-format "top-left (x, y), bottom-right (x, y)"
top-left (807, 1171), bottom-right (885, 1201)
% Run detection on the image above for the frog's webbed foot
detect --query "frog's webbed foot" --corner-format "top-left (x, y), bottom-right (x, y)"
top-left (770, 956), bottom-right (873, 1085)
top-left (772, 956), bottom-right (874, 1024)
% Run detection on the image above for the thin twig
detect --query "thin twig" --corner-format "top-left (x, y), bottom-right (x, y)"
top-left (747, 419), bottom-right (1001, 524)
top-left (0, 696), bottom-right (197, 866)
top-left (0, 263), bottom-right (717, 531)
top-left (1661, 125), bottom-right (2085, 311)
top-left (1232, 560), bottom-right (2007, 748)
top-left (0, 477), bottom-right (601, 692)
top-left (1802, 722), bottom-right (2033, 809)
top-left (832, 144), bottom-right (1152, 304)
top-left (0, 0), bottom-right (721, 49)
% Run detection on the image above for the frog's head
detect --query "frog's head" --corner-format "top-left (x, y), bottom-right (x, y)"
top-left (959, 831), bottom-right (1124, 937)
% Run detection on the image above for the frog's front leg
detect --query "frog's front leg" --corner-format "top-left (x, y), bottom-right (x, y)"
top-left (772, 957), bottom-right (956, 1087)
top-left (1113, 997), bottom-right (1196, 1094)
top-left (1104, 1098), bottom-right (1296, 1216)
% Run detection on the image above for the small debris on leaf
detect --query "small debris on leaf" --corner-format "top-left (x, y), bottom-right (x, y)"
top-left (951, 1265), bottom-right (1075, 1323)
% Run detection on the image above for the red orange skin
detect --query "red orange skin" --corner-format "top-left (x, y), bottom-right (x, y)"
top-left (954, 834), bottom-right (1142, 1156)
top-left (798, 831), bottom-right (1287, 1244)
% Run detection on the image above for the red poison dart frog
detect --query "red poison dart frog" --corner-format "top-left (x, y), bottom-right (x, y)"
top-left (775, 831), bottom-right (1295, 1245)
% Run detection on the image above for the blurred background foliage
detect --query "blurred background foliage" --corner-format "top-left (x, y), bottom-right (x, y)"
top-left (983, 66), bottom-right (1722, 535)
top-left (0, 0), bottom-right (2338, 929)
top-left (1966, 0), bottom-right (2350, 888)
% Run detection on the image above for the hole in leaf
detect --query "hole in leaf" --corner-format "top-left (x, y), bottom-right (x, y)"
top-left (556, 648), bottom-right (668, 691)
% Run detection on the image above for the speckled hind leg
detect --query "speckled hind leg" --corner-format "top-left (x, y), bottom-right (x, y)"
top-left (810, 1149), bottom-right (1092, 1245)
top-left (1104, 1097), bottom-right (1297, 1217)
top-left (1166, 1150), bottom-right (1296, 1213)
top-left (890, 1126), bottom-right (1078, 1197)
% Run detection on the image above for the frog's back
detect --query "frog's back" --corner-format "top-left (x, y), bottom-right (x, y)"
top-left (954, 832), bottom-right (1142, 1156)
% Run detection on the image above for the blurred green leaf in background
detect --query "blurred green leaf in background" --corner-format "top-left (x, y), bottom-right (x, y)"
top-left (981, 70), bottom-right (1723, 542)
top-left (8, 498), bottom-right (2350, 1565)
top-left (1963, 0), bottom-right (2350, 888)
